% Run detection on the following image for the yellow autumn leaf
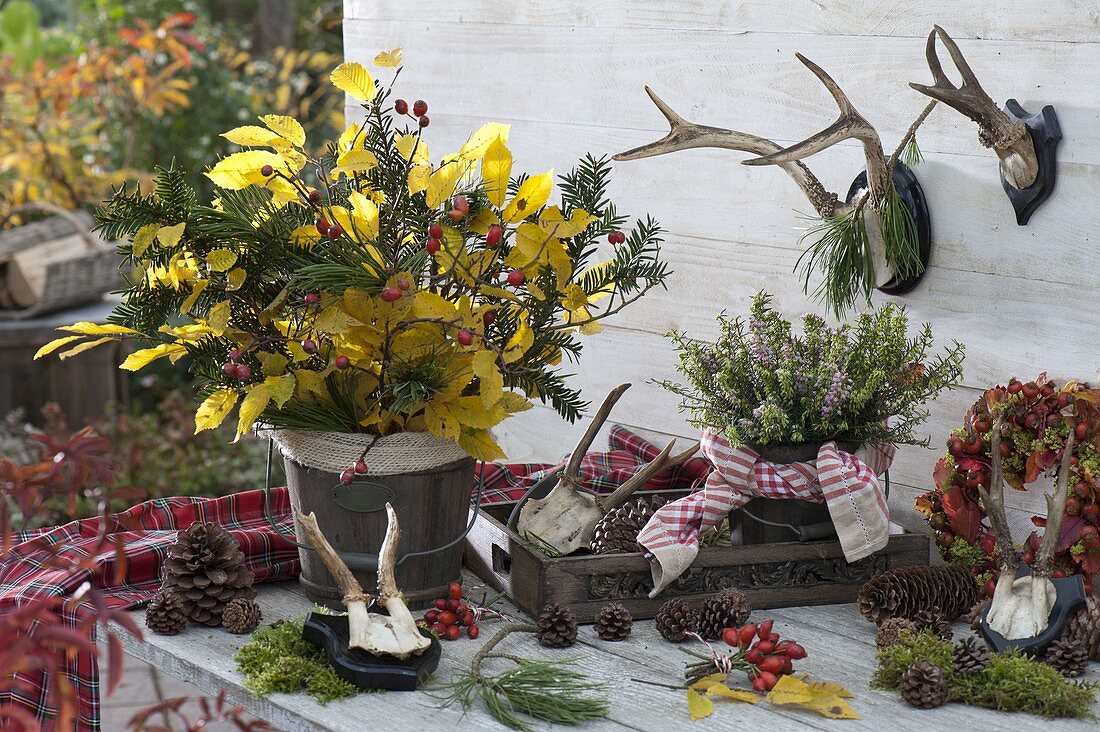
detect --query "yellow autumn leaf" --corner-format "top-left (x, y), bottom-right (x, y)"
top-left (411, 291), bottom-right (456, 320)
top-left (34, 335), bottom-right (82, 359)
top-left (347, 191), bottom-right (380, 240)
top-left (265, 373), bottom-right (297, 408)
top-left (120, 343), bottom-right (187, 371)
top-left (765, 675), bottom-right (814, 705)
top-left (338, 123), bottom-right (365, 153)
top-left (503, 315), bottom-right (533, 364)
top-left (686, 689), bottom-right (714, 721)
top-left (206, 248), bottom-right (237, 272)
top-left (330, 61), bottom-right (377, 102)
top-left (221, 125), bottom-right (281, 147)
top-left (539, 206), bottom-right (596, 238)
top-left (481, 137), bottom-right (512, 207)
top-left (157, 222), bottom-right (186, 249)
top-left (236, 384), bottom-right (271, 437)
top-left (208, 301), bottom-right (231, 335)
top-left (260, 114), bottom-right (306, 147)
top-left (805, 679), bottom-right (854, 698)
top-left (459, 122), bottom-right (510, 160)
top-left (502, 169), bottom-right (553, 223)
top-left (457, 429), bottom-right (506, 461)
top-left (706, 685), bottom-right (759, 703)
top-left (499, 392), bottom-right (532, 414)
top-left (60, 322), bottom-right (140, 336)
top-left (396, 134), bottom-right (429, 164)
top-left (180, 279), bottom-right (208, 315)
top-left (472, 350), bottom-right (503, 407)
top-left (315, 306), bottom-right (355, 334)
top-left (802, 694), bottom-right (860, 719)
top-left (426, 161), bottom-right (466, 208)
top-left (290, 225), bottom-right (322, 249)
top-left (374, 47), bottom-right (402, 67)
top-left (332, 149), bottom-right (379, 178)
top-left (131, 224), bottom-right (159, 257)
top-left (295, 369), bottom-right (329, 399)
top-left (195, 389), bottom-right (239, 433)
top-left (206, 150), bottom-right (284, 189)
top-left (449, 396), bottom-right (506, 430)
top-left (227, 268), bottom-right (247, 290)
top-left (194, 387), bottom-right (239, 433)
top-left (407, 165), bottom-right (431, 195)
top-left (256, 351), bottom-right (289, 377)
top-left (58, 337), bottom-right (115, 360)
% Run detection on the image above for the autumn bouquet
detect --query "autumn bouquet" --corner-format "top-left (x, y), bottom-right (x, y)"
top-left (659, 292), bottom-right (964, 450)
top-left (38, 49), bottom-right (669, 466)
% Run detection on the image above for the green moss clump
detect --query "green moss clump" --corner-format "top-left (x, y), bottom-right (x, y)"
top-left (233, 616), bottom-right (359, 704)
top-left (874, 630), bottom-right (1097, 719)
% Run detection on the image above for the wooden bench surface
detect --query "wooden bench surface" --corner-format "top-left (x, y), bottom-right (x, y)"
top-left (113, 577), bottom-right (1100, 731)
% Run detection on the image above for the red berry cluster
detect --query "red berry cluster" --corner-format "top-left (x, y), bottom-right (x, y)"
top-left (607, 230), bottom-right (626, 245)
top-left (337, 459), bottom-right (369, 485)
top-left (393, 97), bottom-right (430, 128)
top-left (419, 582), bottom-right (479, 640)
top-left (315, 216), bottom-right (343, 240)
top-left (220, 349), bottom-right (251, 382)
top-left (719, 619), bottom-right (807, 692)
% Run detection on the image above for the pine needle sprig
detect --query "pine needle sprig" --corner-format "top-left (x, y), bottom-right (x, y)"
top-left (437, 623), bottom-right (610, 732)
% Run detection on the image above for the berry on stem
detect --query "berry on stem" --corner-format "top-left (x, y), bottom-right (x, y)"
top-left (506, 269), bottom-right (525, 287)
top-left (425, 238), bottom-right (440, 255)
top-left (451, 195), bottom-right (469, 214)
top-left (394, 99), bottom-right (409, 115)
top-left (466, 625), bottom-right (479, 639)
top-left (457, 329), bottom-right (474, 346)
top-left (354, 459), bottom-right (368, 475)
top-left (447, 582), bottom-right (462, 600)
top-left (303, 292), bottom-right (320, 307)
top-left (221, 362), bottom-right (237, 377)
top-left (315, 217), bottom-right (330, 235)
top-left (234, 364), bottom-right (251, 381)
top-left (339, 468), bottom-right (355, 484)
top-left (429, 223), bottom-right (444, 240)
top-left (413, 99), bottom-right (428, 116)
top-left (380, 287), bottom-right (403, 303)
top-left (260, 164), bottom-right (273, 177)
top-left (327, 223), bottom-right (343, 239)
top-left (301, 339), bottom-right (318, 354)
top-left (308, 189), bottom-right (323, 205)
top-left (486, 224), bottom-right (503, 248)
top-left (482, 311), bottom-right (496, 326)
top-left (227, 348), bottom-right (243, 361)
top-left (418, 115), bottom-right (430, 128)
top-left (335, 354), bottom-right (350, 370)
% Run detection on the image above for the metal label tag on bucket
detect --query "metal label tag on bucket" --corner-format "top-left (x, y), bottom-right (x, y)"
top-left (331, 480), bottom-right (395, 513)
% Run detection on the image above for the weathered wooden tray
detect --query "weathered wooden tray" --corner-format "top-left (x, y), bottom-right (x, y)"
top-left (464, 492), bottom-right (930, 622)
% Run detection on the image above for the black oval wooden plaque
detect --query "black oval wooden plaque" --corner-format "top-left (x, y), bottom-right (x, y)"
top-left (331, 480), bottom-right (395, 513)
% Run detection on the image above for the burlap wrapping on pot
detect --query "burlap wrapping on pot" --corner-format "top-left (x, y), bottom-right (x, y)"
top-left (265, 428), bottom-right (469, 475)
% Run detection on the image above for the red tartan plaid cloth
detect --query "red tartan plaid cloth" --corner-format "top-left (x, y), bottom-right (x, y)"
top-left (0, 489), bottom-right (300, 731)
top-left (1, 426), bottom-right (703, 731)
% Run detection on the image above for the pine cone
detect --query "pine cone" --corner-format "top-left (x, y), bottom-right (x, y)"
top-left (160, 522), bottom-right (256, 627)
top-left (697, 588), bottom-right (751, 640)
top-left (221, 597), bottom-right (262, 634)
top-left (593, 603), bottom-right (632, 641)
top-left (1045, 636), bottom-right (1089, 678)
top-left (952, 637), bottom-right (990, 675)
top-left (875, 617), bottom-right (917, 650)
top-left (1063, 595), bottom-right (1100, 661)
top-left (145, 591), bottom-right (187, 636)
top-left (536, 603), bottom-right (578, 648)
top-left (900, 660), bottom-right (949, 709)
top-left (655, 598), bottom-right (696, 643)
top-left (857, 566), bottom-right (978, 625)
top-left (911, 607), bottom-right (952, 641)
top-left (589, 496), bottom-right (666, 554)
top-left (967, 599), bottom-right (990, 632)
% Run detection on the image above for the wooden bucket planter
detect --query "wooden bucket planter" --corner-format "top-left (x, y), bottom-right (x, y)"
top-left (284, 454), bottom-right (475, 611)
top-left (464, 489), bottom-right (929, 623)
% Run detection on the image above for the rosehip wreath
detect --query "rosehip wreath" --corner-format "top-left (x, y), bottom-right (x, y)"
top-left (917, 374), bottom-right (1100, 598)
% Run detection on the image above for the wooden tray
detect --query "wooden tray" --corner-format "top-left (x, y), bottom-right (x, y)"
top-left (464, 492), bottom-right (930, 623)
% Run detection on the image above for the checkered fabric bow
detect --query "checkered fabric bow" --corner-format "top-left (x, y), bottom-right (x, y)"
top-left (637, 430), bottom-right (895, 596)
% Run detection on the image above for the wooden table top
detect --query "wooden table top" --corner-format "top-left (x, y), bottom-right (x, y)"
top-left (114, 576), bottom-right (1100, 731)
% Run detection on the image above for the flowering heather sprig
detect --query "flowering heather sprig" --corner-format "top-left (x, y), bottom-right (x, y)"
top-left (657, 291), bottom-right (965, 447)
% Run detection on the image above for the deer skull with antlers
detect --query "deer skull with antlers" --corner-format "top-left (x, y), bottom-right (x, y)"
top-left (614, 53), bottom-right (931, 314)
top-left (516, 383), bottom-right (699, 555)
top-left (981, 415), bottom-right (1074, 640)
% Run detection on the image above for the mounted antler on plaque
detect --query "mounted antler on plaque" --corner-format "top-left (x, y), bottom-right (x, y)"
top-left (910, 25), bottom-right (1061, 225)
top-left (614, 54), bottom-right (935, 315)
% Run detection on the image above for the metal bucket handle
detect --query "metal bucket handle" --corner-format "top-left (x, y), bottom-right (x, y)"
top-left (261, 438), bottom-right (485, 572)
top-left (740, 469), bottom-right (891, 542)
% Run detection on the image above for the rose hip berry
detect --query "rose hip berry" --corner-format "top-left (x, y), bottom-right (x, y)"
top-left (418, 115), bottom-right (430, 128)
top-left (1077, 422), bottom-right (1090, 439)
top-left (413, 99), bottom-right (428, 116)
top-left (437, 611), bottom-right (458, 626)
top-left (327, 223), bottom-right (343, 239)
top-left (234, 364), bottom-right (252, 381)
top-left (221, 362), bottom-right (237, 377)
top-left (753, 672), bottom-right (778, 692)
top-left (447, 582), bottom-right (462, 600)
top-left (482, 311), bottom-right (496, 326)
top-left (737, 624), bottom-right (757, 647)
top-left (433, 598), bottom-right (448, 611)
top-left (425, 237), bottom-right (441, 255)
top-left (486, 223), bottom-right (503, 247)
top-left (757, 619), bottom-right (773, 640)
top-left (457, 329), bottom-right (474, 346)
top-left (260, 164), bottom-right (274, 177)
top-left (1022, 381), bottom-right (1041, 399)
top-left (301, 339), bottom-right (318, 354)
top-left (506, 270), bottom-right (525, 287)
top-left (339, 468), bottom-right (355, 484)
top-left (429, 223), bottom-right (444, 240)
top-left (335, 354), bottom-right (350, 369)
top-left (354, 459), bottom-right (368, 475)
top-left (425, 609), bottom-right (439, 623)
top-left (308, 189), bottom-right (323, 204)
top-left (380, 287), bottom-right (403, 302)
top-left (304, 292), bottom-right (320, 307)
top-left (315, 217), bottom-right (330, 235)
top-left (394, 99), bottom-right (409, 115)
top-left (467, 625), bottom-right (479, 639)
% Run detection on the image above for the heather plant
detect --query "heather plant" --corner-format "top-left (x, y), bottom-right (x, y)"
top-left (659, 292), bottom-right (964, 447)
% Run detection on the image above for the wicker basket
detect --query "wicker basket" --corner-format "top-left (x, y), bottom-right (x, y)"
top-left (0, 204), bottom-right (120, 319)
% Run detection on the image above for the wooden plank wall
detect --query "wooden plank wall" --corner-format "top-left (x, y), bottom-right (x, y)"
top-left (344, 1), bottom-right (1100, 534)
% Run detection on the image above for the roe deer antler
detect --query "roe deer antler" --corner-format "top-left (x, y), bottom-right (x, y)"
top-left (614, 54), bottom-right (894, 215)
top-left (295, 505), bottom-right (431, 659)
top-left (909, 25), bottom-right (1038, 189)
top-left (516, 383), bottom-right (700, 555)
top-left (981, 415), bottom-right (1076, 639)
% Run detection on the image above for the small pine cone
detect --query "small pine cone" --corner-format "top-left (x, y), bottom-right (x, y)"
top-left (952, 636), bottom-right (990, 675)
top-left (1045, 636), bottom-right (1089, 678)
top-left (911, 607), bottom-right (952, 641)
top-left (590, 496), bottom-right (666, 554)
top-left (655, 598), bottom-right (696, 643)
top-left (875, 617), bottom-right (917, 650)
top-left (696, 588), bottom-right (751, 641)
top-left (221, 597), bottom-right (262, 634)
top-left (593, 603), bottom-right (632, 641)
top-left (1063, 595), bottom-right (1100, 661)
top-left (145, 591), bottom-right (188, 636)
top-left (967, 599), bottom-right (990, 632)
top-left (536, 603), bottom-right (578, 648)
top-left (900, 660), bottom-right (949, 709)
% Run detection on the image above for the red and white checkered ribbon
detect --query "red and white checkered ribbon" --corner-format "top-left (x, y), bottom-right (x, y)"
top-left (637, 431), bottom-right (895, 595)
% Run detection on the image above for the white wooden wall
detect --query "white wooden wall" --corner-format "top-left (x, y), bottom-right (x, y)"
top-left (344, 1), bottom-right (1100, 534)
